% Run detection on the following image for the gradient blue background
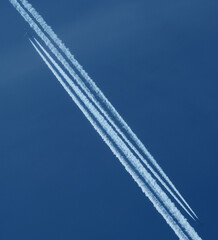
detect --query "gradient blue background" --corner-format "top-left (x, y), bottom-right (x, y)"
top-left (0, 0), bottom-right (218, 239)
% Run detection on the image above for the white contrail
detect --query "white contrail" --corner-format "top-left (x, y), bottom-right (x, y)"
top-left (9, 1), bottom-right (201, 238)
top-left (18, 0), bottom-right (198, 220)
top-left (18, 0), bottom-right (196, 220)
top-left (31, 32), bottom-right (195, 222)
top-left (29, 38), bottom-right (190, 240)
top-left (32, 37), bottom-right (201, 240)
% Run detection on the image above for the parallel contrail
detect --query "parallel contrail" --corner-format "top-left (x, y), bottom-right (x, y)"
top-left (32, 37), bottom-right (201, 240)
top-left (18, 0), bottom-right (196, 220)
top-left (18, 0), bottom-right (198, 220)
top-left (29, 38), bottom-right (189, 240)
top-left (9, 0), bottom-right (201, 238)
top-left (31, 36), bottom-right (196, 222)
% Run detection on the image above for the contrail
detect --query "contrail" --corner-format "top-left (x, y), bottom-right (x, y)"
top-left (18, 0), bottom-right (198, 220)
top-left (30, 33), bottom-right (195, 222)
top-left (18, 0), bottom-right (196, 220)
top-left (32, 37), bottom-right (201, 240)
top-left (29, 38), bottom-right (189, 240)
top-left (9, 0), bottom-right (201, 238)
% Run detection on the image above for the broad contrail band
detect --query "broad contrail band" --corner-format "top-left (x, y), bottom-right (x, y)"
top-left (18, 0), bottom-right (197, 220)
top-left (16, 0), bottom-right (196, 221)
top-left (9, 0), bottom-right (201, 239)
top-left (29, 38), bottom-right (189, 240)
top-left (33, 38), bottom-right (200, 240)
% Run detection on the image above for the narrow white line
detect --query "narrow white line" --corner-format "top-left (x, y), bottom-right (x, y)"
top-left (9, 0), bottom-right (201, 238)
top-left (31, 34), bottom-right (195, 221)
top-left (30, 38), bottom-right (189, 240)
top-left (33, 37), bottom-right (201, 240)
top-left (19, 0), bottom-right (198, 220)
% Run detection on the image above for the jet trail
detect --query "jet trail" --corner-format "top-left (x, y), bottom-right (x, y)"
top-left (33, 35), bottom-right (194, 222)
top-left (18, 0), bottom-right (197, 220)
top-left (9, 0), bottom-right (201, 238)
top-left (29, 38), bottom-right (189, 240)
top-left (31, 37), bottom-right (201, 240)
top-left (18, 0), bottom-right (196, 220)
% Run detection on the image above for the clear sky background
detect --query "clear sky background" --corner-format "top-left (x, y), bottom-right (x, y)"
top-left (0, 0), bottom-right (218, 239)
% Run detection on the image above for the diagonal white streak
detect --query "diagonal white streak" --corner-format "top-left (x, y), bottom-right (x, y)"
top-left (32, 36), bottom-right (201, 240)
top-left (9, 0), bottom-right (201, 239)
top-left (19, 0), bottom-right (197, 220)
top-left (36, 32), bottom-right (195, 220)
top-left (19, 0), bottom-right (196, 220)
top-left (29, 38), bottom-right (189, 240)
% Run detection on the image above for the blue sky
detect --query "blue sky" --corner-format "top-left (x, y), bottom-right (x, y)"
top-left (0, 0), bottom-right (218, 239)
